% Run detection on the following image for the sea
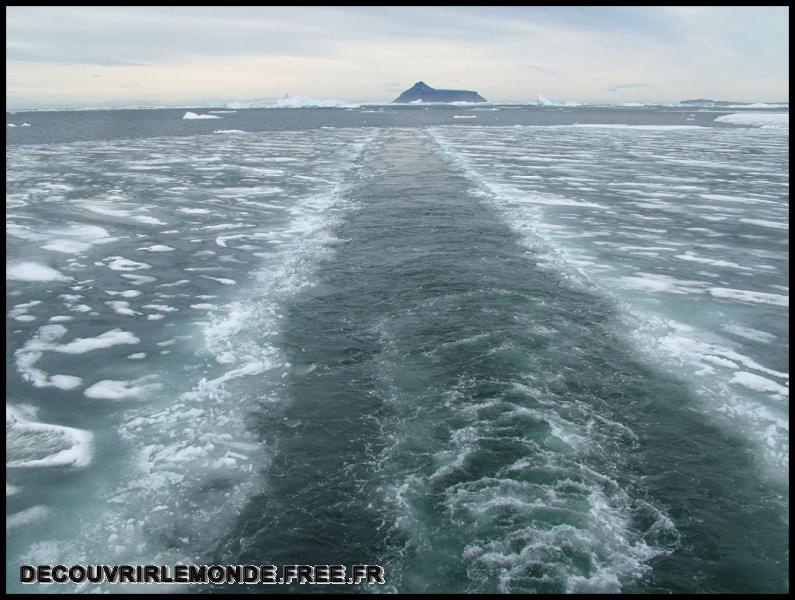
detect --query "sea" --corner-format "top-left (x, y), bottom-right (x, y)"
top-left (5, 103), bottom-right (789, 593)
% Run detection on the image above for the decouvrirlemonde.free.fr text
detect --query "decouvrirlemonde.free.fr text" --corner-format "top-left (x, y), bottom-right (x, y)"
top-left (20, 564), bottom-right (385, 585)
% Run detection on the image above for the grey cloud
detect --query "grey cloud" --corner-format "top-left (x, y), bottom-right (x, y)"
top-left (604, 83), bottom-right (652, 92)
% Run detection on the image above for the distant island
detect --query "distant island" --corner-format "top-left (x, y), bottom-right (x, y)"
top-left (393, 81), bottom-right (487, 103)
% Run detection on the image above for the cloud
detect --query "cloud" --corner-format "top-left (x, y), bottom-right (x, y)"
top-left (523, 64), bottom-right (563, 77)
top-left (5, 6), bottom-right (789, 106)
top-left (604, 83), bottom-right (651, 92)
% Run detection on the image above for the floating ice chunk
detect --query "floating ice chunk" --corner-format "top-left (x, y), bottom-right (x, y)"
top-left (21, 123), bottom-right (31, 127)
top-left (183, 112), bottom-right (221, 120)
top-left (200, 222), bottom-right (258, 231)
top-left (127, 352), bottom-right (147, 360)
top-left (41, 224), bottom-right (115, 254)
top-left (53, 329), bottom-right (140, 354)
top-left (48, 374), bottom-right (84, 389)
top-left (120, 273), bottom-right (157, 285)
top-left (7, 262), bottom-right (71, 282)
top-left (136, 244), bottom-right (175, 252)
top-left (8, 123), bottom-right (17, 127)
top-left (7, 404), bottom-right (93, 468)
top-left (159, 279), bottom-right (190, 287)
top-left (105, 301), bottom-right (141, 316)
top-left (105, 290), bottom-right (142, 298)
top-left (178, 207), bottom-right (212, 214)
top-left (453, 115), bottom-right (477, 119)
top-left (141, 304), bottom-right (177, 312)
top-left (213, 129), bottom-right (247, 134)
top-left (103, 256), bottom-right (151, 271)
top-left (84, 378), bottom-right (162, 400)
top-left (42, 239), bottom-right (93, 254)
top-left (201, 275), bottom-right (236, 285)
top-left (133, 215), bottom-right (166, 226)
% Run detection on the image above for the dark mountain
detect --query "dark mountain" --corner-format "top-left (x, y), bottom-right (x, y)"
top-left (392, 81), bottom-right (487, 103)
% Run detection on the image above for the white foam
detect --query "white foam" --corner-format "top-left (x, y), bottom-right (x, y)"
top-left (7, 506), bottom-right (50, 529)
top-left (571, 124), bottom-right (704, 130)
top-left (618, 273), bottom-right (703, 294)
top-left (7, 262), bottom-right (71, 282)
top-left (722, 324), bottom-right (776, 344)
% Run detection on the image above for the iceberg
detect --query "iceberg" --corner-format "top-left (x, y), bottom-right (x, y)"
top-left (272, 95), bottom-right (360, 109)
top-left (183, 111), bottom-right (222, 120)
top-left (222, 96), bottom-right (360, 109)
top-left (536, 94), bottom-right (582, 107)
top-left (714, 112), bottom-right (788, 128)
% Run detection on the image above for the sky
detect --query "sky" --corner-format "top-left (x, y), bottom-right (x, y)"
top-left (6, 6), bottom-right (790, 109)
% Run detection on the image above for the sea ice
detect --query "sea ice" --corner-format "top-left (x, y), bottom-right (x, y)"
top-left (7, 262), bottom-right (71, 282)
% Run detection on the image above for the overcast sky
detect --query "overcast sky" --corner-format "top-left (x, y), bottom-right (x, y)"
top-left (6, 6), bottom-right (790, 108)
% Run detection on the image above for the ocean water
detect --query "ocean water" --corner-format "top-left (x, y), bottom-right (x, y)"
top-left (6, 106), bottom-right (789, 593)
